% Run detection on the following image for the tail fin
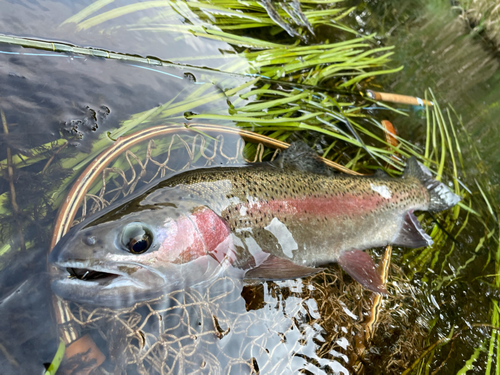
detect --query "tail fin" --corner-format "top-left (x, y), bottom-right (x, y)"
top-left (404, 157), bottom-right (461, 212)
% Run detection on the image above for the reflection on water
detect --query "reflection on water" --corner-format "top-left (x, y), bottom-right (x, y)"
top-left (0, 0), bottom-right (239, 66)
top-left (0, 273), bottom-right (57, 374)
top-left (365, 0), bottom-right (500, 191)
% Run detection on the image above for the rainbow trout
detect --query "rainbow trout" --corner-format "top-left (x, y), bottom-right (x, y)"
top-left (49, 142), bottom-right (460, 306)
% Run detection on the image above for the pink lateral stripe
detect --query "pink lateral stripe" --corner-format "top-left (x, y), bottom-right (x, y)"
top-left (243, 193), bottom-right (390, 218)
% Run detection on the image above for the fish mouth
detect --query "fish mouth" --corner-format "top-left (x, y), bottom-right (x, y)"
top-left (52, 262), bottom-right (130, 285)
top-left (50, 261), bottom-right (170, 307)
top-left (66, 267), bottom-right (120, 282)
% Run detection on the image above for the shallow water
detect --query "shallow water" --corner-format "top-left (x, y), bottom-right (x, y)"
top-left (0, 0), bottom-right (499, 374)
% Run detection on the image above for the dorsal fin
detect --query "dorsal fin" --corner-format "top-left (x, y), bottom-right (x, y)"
top-left (403, 157), bottom-right (433, 180)
top-left (274, 141), bottom-right (332, 176)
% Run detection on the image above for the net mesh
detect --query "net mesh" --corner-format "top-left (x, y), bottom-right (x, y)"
top-left (63, 132), bottom-right (424, 374)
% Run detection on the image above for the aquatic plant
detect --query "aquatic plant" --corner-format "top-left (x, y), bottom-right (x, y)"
top-left (398, 91), bottom-right (499, 375)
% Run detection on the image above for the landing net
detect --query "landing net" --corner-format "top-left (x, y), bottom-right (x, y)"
top-left (56, 129), bottom-right (424, 374)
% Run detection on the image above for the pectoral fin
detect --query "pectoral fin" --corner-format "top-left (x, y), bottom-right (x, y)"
top-left (338, 250), bottom-right (387, 295)
top-left (244, 255), bottom-right (321, 280)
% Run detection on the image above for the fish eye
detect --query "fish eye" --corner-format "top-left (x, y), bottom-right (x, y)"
top-left (121, 223), bottom-right (153, 254)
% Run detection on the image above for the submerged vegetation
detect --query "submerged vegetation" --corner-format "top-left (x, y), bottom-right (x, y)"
top-left (456, 0), bottom-right (500, 46)
top-left (0, 0), bottom-right (499, 373)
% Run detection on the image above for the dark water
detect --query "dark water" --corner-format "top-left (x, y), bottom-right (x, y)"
top-left (355, 1), bottom-right (500, 373)
top-left (0, 0), bottom-right (499, 374)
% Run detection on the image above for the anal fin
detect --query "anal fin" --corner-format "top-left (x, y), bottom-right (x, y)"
top-left (244, 255), bottom-right (321, 280)
top-left (393, 211), bottom-right (433, 248)
top-left (338, 250), bottom-right (387, 295)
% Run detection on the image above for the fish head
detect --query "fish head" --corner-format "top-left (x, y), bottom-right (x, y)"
top-left (49, 200), bottom-right (234, 307)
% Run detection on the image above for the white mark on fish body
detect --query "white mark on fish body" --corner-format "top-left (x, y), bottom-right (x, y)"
top-left (370, 183), bottom-right (392, 199)
top-left (245, 194), bottom-right (262, 211)
top-left (239, 205), bottom-right (247, 216)
top-left (264, 217), bottom-right (298, 258)
top-left (235, 231), bottom-right (268, 266)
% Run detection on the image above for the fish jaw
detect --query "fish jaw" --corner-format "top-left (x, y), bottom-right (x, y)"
top-left (50, 260), bottom-right (173, 307)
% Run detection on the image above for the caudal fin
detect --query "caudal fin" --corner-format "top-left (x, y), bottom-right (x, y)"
top-left (404, 157), bottom-right (461, 212)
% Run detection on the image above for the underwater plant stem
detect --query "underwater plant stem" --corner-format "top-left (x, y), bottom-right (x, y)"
top-left (44, 338), bottom-right (65, 375)
top-left (457, 339), bottom-right (487, 374)
top-left (487, 222), bottom-right (500, 374)
top-left (42, 141), bottom-right (68, 174)
top-left (1, 110), bottom-right (25, 252)
top-left (424, 91), bottom-right (431, 163)
top-left (403, 323), bottom-right (497, 375)
top-left (431, 341), bottom-right (455, 375)
top-left (364, 245), bottom-right (392, 342)
top-left (353, 246), bottom-right (392, 373)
